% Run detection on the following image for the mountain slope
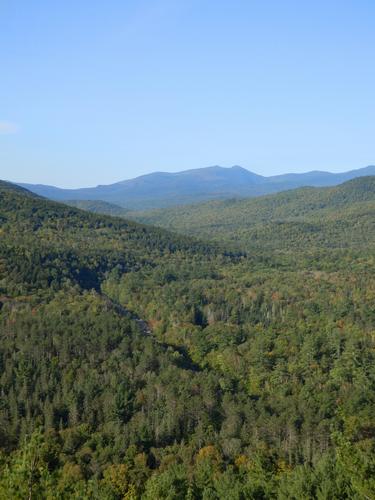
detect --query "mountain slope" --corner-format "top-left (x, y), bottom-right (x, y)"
top-left (0, 180), bottom-right (226, 294)
top-left (129, 176), bottom-right (375, 251)
top-left (64, 199), bottom-right (130, 217)
top-left (18, 164), bottom-right (375, 209)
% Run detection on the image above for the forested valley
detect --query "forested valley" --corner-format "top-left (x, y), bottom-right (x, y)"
top-left (129, 176), bottom-right (375, 252)
top-left (0, 179), bottom-right (374, 499)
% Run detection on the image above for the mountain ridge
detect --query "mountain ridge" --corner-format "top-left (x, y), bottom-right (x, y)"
top-left (17, 164), bottom-right (375, 210)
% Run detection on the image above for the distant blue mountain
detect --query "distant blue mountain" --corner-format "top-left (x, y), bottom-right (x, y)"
top-left (18, 164), bottom-right (375, 210)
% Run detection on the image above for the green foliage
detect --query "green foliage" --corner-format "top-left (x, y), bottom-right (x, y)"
top-left (129, 176), bottom-right (375, 253)
top-left (0, 180), bottom-right (374, 498)
top-left (65, 199), bottom-right (130, 217)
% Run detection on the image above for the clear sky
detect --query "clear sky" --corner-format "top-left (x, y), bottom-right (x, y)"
top-left (0, 0), bottom-right (374, 187)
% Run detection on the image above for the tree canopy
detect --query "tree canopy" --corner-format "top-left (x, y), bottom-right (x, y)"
top-left (0, 179), bottom-right (374, 498)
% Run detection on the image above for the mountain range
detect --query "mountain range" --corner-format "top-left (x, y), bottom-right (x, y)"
top-left (18, 164), bottom-right (375, 210)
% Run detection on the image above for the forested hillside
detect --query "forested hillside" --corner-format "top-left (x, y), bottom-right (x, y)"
top-left (0, 180), bottom-right (374, 498)
top-left (65, 199), bottom-right (130, 217)
top-left (130, 176), bottom-right (375, 252)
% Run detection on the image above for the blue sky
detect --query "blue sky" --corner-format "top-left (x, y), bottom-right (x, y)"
top-left (0, 0), bottom-right (374, 187)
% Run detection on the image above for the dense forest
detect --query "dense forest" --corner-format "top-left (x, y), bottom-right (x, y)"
top-left (129, 176), bottom-right (375, 252)
top-left (0, 179), bottom-right (374, 498)
top-left (65, 199), bottom-right (130, 218)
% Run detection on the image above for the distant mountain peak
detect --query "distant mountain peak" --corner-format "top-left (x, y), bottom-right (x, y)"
top-left (230, 165), bottom-right (248, 170)
top-left (17, 164), bottom-right (375, 210)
